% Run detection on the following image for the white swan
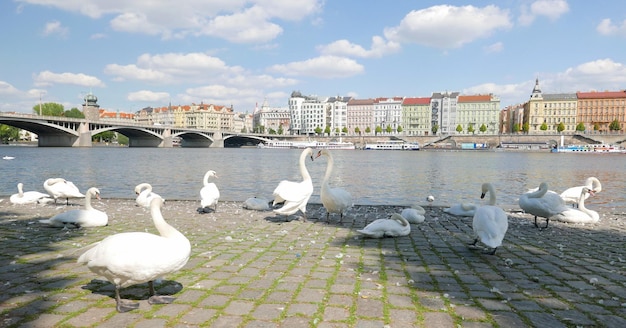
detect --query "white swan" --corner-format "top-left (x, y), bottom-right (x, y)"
top-left (9, 183), bottom-right (51, 205)
top-left (444, 203), bottom-right (478, 217)
top-left (77, 197), bottom-right (191, 312)
top-left (135, 183), bottom-right (162, 208)
top-left (315, 149), bottom-right (353, 222)
top-left (357, 213), bottom-right (411, 238)
top-left (551, 187), bottom-right (599, 224)
top-left (469, 183), bottom-right (508, 255)
top-left (519, 182), bottom-right (567, 229)
top-left (199, 170), bottom-right (220, 212)
top-left (43, 178), bottom-right (85, 205)
top-left (272, 148), bottom-right (314, 221)
top-left (243, 197), bottom-right (271, 211)
top-left (560, 177), bottom-right (601, 207)
top-left (401, 208), bottom-right (425, 224)
top-left (39, 187), bottom-right (108, 228)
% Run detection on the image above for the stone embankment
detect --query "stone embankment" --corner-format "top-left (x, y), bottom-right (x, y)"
top-left (1, 198), bottom-right (625, 327)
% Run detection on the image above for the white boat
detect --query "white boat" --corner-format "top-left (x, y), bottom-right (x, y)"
top-left (551, 144), bottom-right (626, 153)
top-left (363, 140), bottom-right (420, 150)
top-left (258, 140), bottom-right (356, 150)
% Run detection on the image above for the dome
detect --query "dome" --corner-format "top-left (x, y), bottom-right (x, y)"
top-left (84, 93), bottom-right (98, 103)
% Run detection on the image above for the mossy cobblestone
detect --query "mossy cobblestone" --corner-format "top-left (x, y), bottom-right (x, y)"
top-left (1, 198), bottom-right (625, 327)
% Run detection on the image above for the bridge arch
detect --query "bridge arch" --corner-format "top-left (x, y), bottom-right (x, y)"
top-left (0, 117), bottom-right (81, 146)
top-left (222, 135), bottom-right (269, 147)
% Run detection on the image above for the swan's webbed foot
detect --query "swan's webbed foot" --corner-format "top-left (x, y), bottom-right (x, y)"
top-left (115, 287), bottom-right (139, 312)
top-left (484, 247), bottom-right (498, 255)
top-left (148, 295), bottom-right (176, 305)
top-left (534, 217), bottom-right (549, 229)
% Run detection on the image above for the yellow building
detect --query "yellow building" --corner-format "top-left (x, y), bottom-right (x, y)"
top-left (524, 78), bottom-right (577, 134)
top-left (577, 90), bottom-right (626, 132)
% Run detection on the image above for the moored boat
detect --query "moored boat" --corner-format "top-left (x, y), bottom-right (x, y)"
top-left (363, 140), bottom-right (420, 150)
top-left (258, 140), bottom-right (356, 150)
top-left (551, 144), bottom-right (626, 153)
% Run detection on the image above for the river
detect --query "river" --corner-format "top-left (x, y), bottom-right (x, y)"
top-left (1, 146), bottom-right (625, 213)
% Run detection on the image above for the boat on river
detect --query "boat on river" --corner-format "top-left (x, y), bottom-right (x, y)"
top-left (257, 140), bottom-right (356, 150)
top-left (551, 144), bottom-right (626, 154)
top-left (363, 140), bottom-right (420, 151)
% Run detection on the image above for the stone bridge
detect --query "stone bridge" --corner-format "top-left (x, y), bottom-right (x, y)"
top-left (0, 113), bottom-right (285, 147)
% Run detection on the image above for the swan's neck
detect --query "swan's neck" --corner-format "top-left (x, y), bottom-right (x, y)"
top-left (486, 184), bottom-right (496, 205)
top-left (203, 172), bottom-right (211, 186)
top-left (299, 150), bottom-right (312, 181)
top-left (84, 191), bottom-right (94, 210)
top-left (322, 153), bottom-right (334, 189)
top-left (151, 204), bottom-right (184, 239)
top-left (18, 184), bottom-right (24, 197)
top-left (529, 185), bottom-right (548, 198)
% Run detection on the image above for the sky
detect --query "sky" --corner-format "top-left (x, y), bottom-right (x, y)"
top-left (1, 0), bottom-right (626, 115)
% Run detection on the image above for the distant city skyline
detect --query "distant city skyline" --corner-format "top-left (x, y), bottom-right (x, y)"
top-left (1, 1), bottom-right (625, 114)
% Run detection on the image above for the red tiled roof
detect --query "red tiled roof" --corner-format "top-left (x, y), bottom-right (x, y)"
top-left (403, 97), bottom-right (431, 105)
top-left (577, 90), bottom-right (626, 99)
top-left (458, 95), bottom-right (492, 102)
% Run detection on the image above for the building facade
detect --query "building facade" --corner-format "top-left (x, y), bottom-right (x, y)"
top-left (456, 94), bottom-right (501, 134)
top-left (402, 97), bottom-right (431, 136)
top-left (347, 98), bottom-right (375, 135)
top-left (576, 90), bottom-right (626, 132)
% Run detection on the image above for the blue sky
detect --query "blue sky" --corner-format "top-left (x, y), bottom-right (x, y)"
top-left (1, 0), bottom-right (625, 114)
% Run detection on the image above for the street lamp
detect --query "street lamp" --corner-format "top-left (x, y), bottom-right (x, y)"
top-left (39, 92), bottom-right (43, 116)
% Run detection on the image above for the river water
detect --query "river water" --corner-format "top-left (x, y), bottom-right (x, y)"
top-left (1, 146), bottom-right (625, 213)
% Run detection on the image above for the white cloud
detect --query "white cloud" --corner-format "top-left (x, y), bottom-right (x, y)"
top-left (268, 56), bottom-right (364, 78)
top-left (20, 0), bottom-right (323, 43)
top-left (33, 71), bottom-right (105, 88)
top-left (42, 20), bottom-right (69, 38)
top-left (484, 42), bottom-right (504, 54)
top-left (127, 90), bottom-right (170, 102)
top-left (0, 81), bottom-right (22, 96)
top-left (317, 36), bottom-right (401, 58)
top-left (597, 18), bottom-right (626, 37)
top-left (518, 0), bottom-right (569, 26)
top-left (384, 5), bottom-right (512, 49)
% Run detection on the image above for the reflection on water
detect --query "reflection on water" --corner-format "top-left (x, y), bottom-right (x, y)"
top-left (1, 146), bottom-right (626, 212)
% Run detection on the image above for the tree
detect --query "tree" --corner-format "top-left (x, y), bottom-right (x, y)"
top-left (64, 107), bottom-right (85, 118)
top-left (456, 124), bottom-right (463, 133)
top-left (468, 124), bottom-right (475, 134)
top-left (609, 119), bottom-right (621, 131)
top-left (365, 126), bottom-right (371, 134)
top-left (268, 128), bottom-right (276, 134)
top-left (512, 123), bottom-right (520, 133)
top-left (277, 124), bottom-right (284, 135)
top-left (593, 123), bottom-right (600, 131)
top-left (479, 124), bottom-right (487, 133)
top-left (522, 122), bottom-right (529, 133)
top-left (334, 127), bottom-right (340, 135)
top-left (314, 126), bottom-right (323, 135)
top-left (354, 127), bottom-right (360, 135)
top-left (385, 125), bottom-right (392, 134)
top-left (0, 124), bottom-right (20, 143)
top-left (324, 126), bottom-right (331, 136)
top-left (557, 122), bottom-right (565, 133)
top-left (540, 122), bottom-right (548, 131)
top-left (432, 124), bottom-right (439, 134)
top-left (32, 102), bottom-right (64, 116)
top-left (256, 125), bottom-right (265, 134)
top-left (396, 126), bottom-right (402, 133)
top-left (575, 123), bottom-right (585, 132)
top-left (342, 127), bottom-right (348, 134)
top-left (92, 131), bottom-right (115, 143)
top-left (375, 126), bottom-right (382, 135)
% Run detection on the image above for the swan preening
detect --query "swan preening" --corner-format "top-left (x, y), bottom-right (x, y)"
top-left (357, 213), bottom-right (411, 238)
top-left (401, 208), bottom-right (425, 224)
top-left (77, 197), bottom-right (191, 312)
top-left (560, 177), bottom-right (601, 207)
top-left (199, 170), bottom-right (220, 212)
top-left (9, 183), bottom-right (51, 205)
top-left (444, 182), bottom-right (498, 217)
top-left (469, 183), bottom-right (508, 255)
top-left (43, 178), bottom-right (85, 205)
top-left (315, 149), bottom-right (353, 222)
top-left (272, 148), bottom-right (314, 221)
top-left (243, 197), bottom-right (271, 211)
top-left (135, 183), bottom-right (162, 208)
top-left (551, 187), bottom-right (599, 224)
top-left (39, 187), bottom-right (108, 228)
top-left (519, 182), bottom-right (567, 229)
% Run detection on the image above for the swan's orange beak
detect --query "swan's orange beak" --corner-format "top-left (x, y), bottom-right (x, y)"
top-left (588, 190), bottom-right (595, 197)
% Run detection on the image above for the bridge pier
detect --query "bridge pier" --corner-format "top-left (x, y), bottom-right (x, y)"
top-left (210, 132), bottom-right (224, 148)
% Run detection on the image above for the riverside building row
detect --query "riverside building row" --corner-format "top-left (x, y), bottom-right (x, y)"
top-left (87, 79), bottom-right (626, 136)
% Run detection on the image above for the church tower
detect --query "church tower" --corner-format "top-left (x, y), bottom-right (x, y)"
top-left (82, 92), bottom-right (100, 121)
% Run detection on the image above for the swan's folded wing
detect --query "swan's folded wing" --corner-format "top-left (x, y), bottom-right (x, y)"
top-left (273, 180), bottom-right (312, 203)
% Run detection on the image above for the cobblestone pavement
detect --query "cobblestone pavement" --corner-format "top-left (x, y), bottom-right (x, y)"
top-left (0, 198), bottom-right (625, 328)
